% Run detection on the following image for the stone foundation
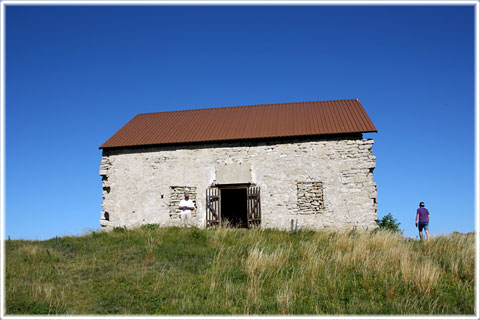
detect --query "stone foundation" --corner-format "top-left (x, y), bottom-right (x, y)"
top-left (99, 135), bottom-right (377, 231)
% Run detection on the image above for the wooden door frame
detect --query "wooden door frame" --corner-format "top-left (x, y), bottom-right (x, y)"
top-left (206, 184), bottom-right (261, 228)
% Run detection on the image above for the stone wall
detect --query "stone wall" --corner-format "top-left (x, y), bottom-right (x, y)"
top-left (99, 135), bottom-right (377, 231)
top-left (296, 181), bottom-right (325, 215)
top-left (168, 186), bottom-right (197, 220)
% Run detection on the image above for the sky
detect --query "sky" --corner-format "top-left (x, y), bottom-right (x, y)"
top-left (3, 3), bottom-right (476, 240)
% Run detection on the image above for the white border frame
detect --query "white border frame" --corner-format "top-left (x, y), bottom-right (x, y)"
top-left (475, 0), bottom-right (480, 319)
top-left (1, 0), bottom-right (6, 318)
top-left (0, 0), bottom-right (478, 5)
top-left (0, 0), bottom-right (478, 319)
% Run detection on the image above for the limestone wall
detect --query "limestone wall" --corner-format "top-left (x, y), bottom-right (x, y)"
top-left (99, 135), bottom-right (377, 231)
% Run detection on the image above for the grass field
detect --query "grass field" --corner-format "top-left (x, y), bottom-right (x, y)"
top-left (5, 226), bottom-right (475, 315)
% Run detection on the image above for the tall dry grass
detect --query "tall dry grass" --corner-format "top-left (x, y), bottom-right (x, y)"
top-left (5, 226), bottom-right (475, 315)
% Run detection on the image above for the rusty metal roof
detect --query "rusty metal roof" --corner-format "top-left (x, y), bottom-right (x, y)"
top-left (99, 99), bottom-right (377, 149)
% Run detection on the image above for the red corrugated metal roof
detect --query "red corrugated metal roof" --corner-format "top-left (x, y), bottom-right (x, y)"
top-left (99, 99), bottom-right (377, 149)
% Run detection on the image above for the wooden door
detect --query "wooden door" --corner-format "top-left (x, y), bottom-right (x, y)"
top-left (247, 186), bottom-right (261, 228)
top-left (206, 187), bottom-right (220, 227)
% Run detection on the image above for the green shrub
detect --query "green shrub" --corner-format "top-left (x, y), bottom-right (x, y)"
top-left (375, 213), bottom-right (402, 233)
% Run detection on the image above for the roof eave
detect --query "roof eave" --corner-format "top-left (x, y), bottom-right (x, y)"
top-left (99, 130), bottom-right (377, 150)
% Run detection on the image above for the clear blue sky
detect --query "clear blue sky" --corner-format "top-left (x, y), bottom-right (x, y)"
top-left (4, 4), bottom-right (476, 240)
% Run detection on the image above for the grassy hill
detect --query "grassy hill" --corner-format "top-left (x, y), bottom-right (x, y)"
top-left (5, 226), bottom-right (475, 315)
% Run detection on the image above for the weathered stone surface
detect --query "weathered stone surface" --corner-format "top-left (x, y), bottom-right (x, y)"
top-left (296, 181), bottom-right (325, 215)
top-left (99, 136), bottom-right (377, 231)
top-left (168, 186), bottom-right (197, 223)
top-left (215, 162), bottom-right (252, 184)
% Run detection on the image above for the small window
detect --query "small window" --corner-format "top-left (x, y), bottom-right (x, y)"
top-left (169, 186), bottom-right (197, 218)
top-left (297, 181), bottom-right (325, 214)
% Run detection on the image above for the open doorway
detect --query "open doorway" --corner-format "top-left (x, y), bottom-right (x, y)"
top-left (220, 187), bottom-right (248, 228)
top-left (206, 185), bottom-right (261, 228)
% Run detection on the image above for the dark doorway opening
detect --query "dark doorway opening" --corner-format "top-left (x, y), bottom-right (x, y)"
top-left (221, 188), bottom-right (248, 228)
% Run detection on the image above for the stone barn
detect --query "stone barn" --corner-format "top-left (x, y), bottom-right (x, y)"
top-left (99, 99), bottom-right (378, 231)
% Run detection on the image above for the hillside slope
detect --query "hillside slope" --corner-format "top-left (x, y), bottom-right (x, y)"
top-left (5, 226), bottom-right (475, 315)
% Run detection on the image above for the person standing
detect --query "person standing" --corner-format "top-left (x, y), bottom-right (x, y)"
top-left (179, 192), bottom-right (195, 228)
top-left (415, 202), bottom-right (430, 240)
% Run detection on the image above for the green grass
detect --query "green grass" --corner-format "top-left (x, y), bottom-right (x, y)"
top-left (5, 226), bottom-right (475, 315)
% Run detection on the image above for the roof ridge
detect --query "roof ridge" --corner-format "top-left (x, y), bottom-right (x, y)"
top-left (136, 99), bottom-right (360, 116)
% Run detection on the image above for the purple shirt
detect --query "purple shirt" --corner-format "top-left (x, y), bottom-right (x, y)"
top-left (417, 208), bottom-right (430, 223)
